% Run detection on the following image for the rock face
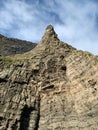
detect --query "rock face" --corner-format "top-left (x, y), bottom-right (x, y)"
top-left (0, 25), bottom-right (98, 130)
top-left (0, 34), bottom-right (36, 56)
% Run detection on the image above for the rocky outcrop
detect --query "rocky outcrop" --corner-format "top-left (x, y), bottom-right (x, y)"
top-left (0, 25), bottom-right (98, 130)
top-left (0, 34), bottom-right (36, 56)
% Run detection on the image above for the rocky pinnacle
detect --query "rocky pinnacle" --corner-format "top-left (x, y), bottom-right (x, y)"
top-left (40, 25), bottom-right (59, 44)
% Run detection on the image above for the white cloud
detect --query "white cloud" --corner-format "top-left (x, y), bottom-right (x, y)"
top-left (0, 0), bottom-right (98, 54)
top-left (54, 0), bottom-right (98, 54)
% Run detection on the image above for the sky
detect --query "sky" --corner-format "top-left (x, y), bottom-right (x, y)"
top-left (0, 0), bottom-right (98, 55)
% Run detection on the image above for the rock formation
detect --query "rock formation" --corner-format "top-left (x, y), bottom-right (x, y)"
top-left (0, 34), bottom-right (36, 56)
top-left (0, 25), bottom-right (98, 130)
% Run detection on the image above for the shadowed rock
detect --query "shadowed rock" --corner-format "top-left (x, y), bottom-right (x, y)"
top-left (0, 34), bottom-right (37, 56)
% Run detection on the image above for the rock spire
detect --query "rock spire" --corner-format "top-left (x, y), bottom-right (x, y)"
top-left (40, 25), bottom-right (59, 43)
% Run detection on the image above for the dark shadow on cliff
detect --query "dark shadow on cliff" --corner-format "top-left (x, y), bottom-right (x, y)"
top-left (19, 105), bottom-right (33, 130)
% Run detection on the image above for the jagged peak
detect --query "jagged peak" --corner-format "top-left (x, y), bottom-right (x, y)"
top-left (34, 25), bottom-right (75, 54)
top-left (40, 25), bottom-right (59, 44)
top-left (45, 25), bottom-right (56, 35)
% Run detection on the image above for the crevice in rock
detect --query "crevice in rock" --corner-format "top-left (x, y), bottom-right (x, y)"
top-left (32, 69), bottom-right (39, 76)
top-left (42, 84), bottom-right (54, 90)
top-left (0, 116), bottom-right (3, 121)
top-left (0, 116), bottom-right (3, 126)
top-left (60, 55), bottom-right (64, 60)
top-left (34, 95), bottom-right (41, 130)
top-left (0, 78), bottom-right (7, 83)
top-left (13, 81), bottom-right (27, 85)
top-left (19, 105), bottom-right (33, 130)
top-left (61, 65), bottom-right (67, 71)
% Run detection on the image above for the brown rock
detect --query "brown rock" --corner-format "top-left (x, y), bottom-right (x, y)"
top-left (0, 25), bottom-right (98, 130)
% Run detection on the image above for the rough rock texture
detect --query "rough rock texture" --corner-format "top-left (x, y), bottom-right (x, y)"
top-left (0, 25), bottom-right (98, 130)
top-left (0, 34), bottom-right (36, 56)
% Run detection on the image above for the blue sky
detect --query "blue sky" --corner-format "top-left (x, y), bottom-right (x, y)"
top-left (0, 0), bottom-right (98, 55)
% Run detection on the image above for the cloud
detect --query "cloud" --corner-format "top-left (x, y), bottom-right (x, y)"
top-left (0, 0), bottom-right (98, 54)
top-left (54, 0), bottom-right (98, 54)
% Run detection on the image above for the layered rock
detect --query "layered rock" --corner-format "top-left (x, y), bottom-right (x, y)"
top-left (0, 25), bottom-right (98, 130)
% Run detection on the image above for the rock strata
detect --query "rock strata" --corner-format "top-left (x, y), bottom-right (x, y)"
top-left (0, 25), bottom-right (98, 130)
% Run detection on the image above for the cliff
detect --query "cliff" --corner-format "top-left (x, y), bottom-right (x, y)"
top-left (0, 34), bottom-right (36, 56)
top-left (0, 25), bottom-right (98, 130)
